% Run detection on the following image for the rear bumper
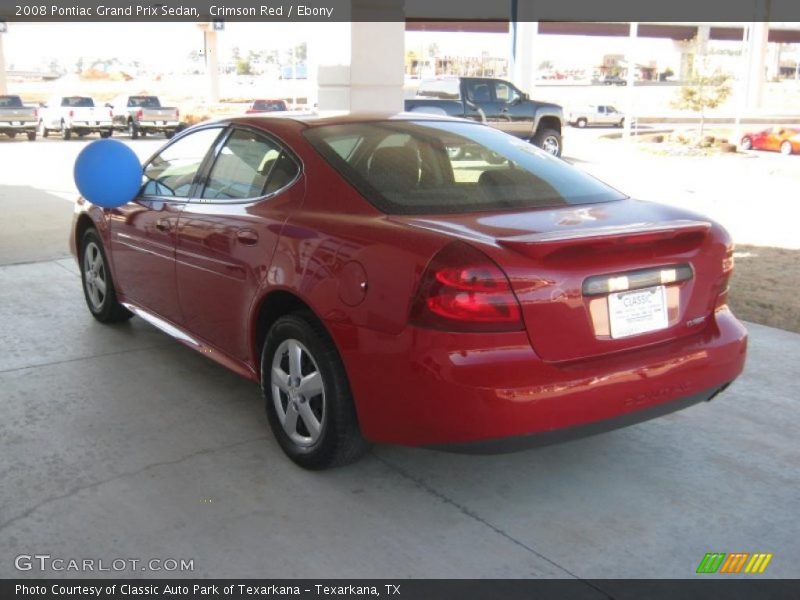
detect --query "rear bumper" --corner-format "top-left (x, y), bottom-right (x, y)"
top-left (0, 123), bottom-right (37, 132)
top-left (68, 121), bottom-right (113, 131)
top-left (337, 308), bottom-right (747, 447)
top-left (434, 383), bottom-right (729, 454)
top-left (135, 121), bottom-right (180, 132)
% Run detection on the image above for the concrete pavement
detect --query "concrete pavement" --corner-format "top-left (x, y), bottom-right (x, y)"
top-left (0, 257), bottom-right (798, 579)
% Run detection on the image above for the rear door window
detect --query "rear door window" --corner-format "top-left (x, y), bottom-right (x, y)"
top-left (201, 128), bottom-right (299, 201)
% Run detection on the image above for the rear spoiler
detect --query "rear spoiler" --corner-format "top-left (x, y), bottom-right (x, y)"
top-left (497, 220), bottom-right (711, 259)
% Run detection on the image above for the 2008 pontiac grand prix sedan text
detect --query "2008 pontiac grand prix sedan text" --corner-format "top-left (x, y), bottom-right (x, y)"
top-left (70, 113), bottom-right (747, 469)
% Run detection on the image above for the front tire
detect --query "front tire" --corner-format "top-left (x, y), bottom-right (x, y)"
top-left (80, 229), bottom-right (133, 323)
top-left (262, 312), bottom-right (369, 470)
top-left (533, 128), bottom-right (562, 157)
top-left (780, 141), bottom-right (793, 155)
top-left (576, 118), bottom-right (587, 128)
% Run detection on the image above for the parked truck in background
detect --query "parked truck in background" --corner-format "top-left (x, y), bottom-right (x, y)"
top-left (0, 95), bottom-right (38, 141)
top-left (404, 77), bottom-right (564, 156)
top-left (38, 96), bottom-right (113, 140)
top-left (108, 95), bottom-right (180, 139)
top-left (567, 105), bottom-right (626, 128)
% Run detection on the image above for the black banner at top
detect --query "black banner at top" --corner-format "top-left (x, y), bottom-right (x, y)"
top-left (0, 0), bottom-right (799, 22)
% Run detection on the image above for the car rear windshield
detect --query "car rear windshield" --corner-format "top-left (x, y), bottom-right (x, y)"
top-left (61, 97), bottom-right (94, 107)
top-left (304, 120), bottom-right (626, 215)
top-left (0, 96), bottom-right (23, 108)
top-left (129, 96), bottom-right (161, 108)
top-left (253, 100), bottom-right (287, 111)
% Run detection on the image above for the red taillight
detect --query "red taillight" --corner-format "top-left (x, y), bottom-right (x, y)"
top-left (715, 250), bottom-right (735, 310)
top-left (68, 110), bottom-right (74, 118)
top-left (136, 109), bottom-right (143, 120)
top-left (410, 242), bottom-right (523, 332)
top-left (175, 109), bottom-right (180, 119)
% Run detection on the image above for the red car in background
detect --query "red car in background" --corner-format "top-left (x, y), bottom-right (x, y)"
top-left (70, 114), bottom-right (747, 469)
top-left (741, 126), bottom-right (800, 155)
top-left (245, 99), bottom-right (289, 114)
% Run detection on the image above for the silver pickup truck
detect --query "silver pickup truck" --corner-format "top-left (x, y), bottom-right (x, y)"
top-left (38, 95), bottom-right (114, 140)
top-left (0, 95), bottom-right (38, 141)
top-left (109, 95), bottom-right (180, 139)
top-left (567, 105), bottom-right (626, 128)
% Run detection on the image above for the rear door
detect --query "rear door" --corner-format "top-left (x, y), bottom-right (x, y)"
top-left (109, 126), bottom-right (225, 323)
top-left (174, 126), bottom-right (304, 363)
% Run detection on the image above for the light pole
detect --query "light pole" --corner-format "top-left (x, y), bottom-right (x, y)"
top-left (0, 21), bottom-right (8, 95)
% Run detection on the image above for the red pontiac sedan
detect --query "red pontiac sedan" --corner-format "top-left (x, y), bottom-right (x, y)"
top-left (70, 114), bottom-right (747, 469)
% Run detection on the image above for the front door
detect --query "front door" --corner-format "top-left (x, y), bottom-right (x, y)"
top-left (109, 126), bottom-right (225, 323)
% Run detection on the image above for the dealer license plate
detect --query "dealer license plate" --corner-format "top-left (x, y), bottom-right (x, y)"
top-left (608, 285), bottom-right (668, 339)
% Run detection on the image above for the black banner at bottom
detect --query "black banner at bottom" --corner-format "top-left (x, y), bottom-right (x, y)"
top-left (3, 579), bottom-right (800, 600)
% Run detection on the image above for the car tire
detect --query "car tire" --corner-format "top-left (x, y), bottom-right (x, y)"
top-left (533, 128), bottom-right (562, 157)
top-left (261, 312), bottom-right (370, 470)
top-left (740, 137), bottom-right (752, 150)
top-left (576, 118), bottom-right (587, 128)
top-left (27, 131), bottom-right (36, 141)
top-left (38, 120), bottom-right (49, 138)
top-left (100, 130), bottom-right (113, 138)
top-left (7, 131), bottom-right (17, 138)
top-left (618, 118), bottom-right (625, 128)
top-left (80, 229), bottom-right (133, 324)
top-left (780, 141), bottom-right (793, 155)
top-left (60, 122), bottom-right (72, 141)
top-left (128, 121), bottom-right (139, 139)
top-left (164, 131), bottom-right (175, 139)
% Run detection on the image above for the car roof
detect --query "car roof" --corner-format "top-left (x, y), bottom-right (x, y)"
top-left (225, 111), bottom-right (479, 129)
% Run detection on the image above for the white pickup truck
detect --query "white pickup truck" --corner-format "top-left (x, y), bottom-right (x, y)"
top-left (108, 95), bottom-right (180, 139)
top-left (38, 95), bottom-right (114, 140)
top-left (567, 105), bottom-right (626, 128)
top-left (0, 95), bottom-right (38, 141)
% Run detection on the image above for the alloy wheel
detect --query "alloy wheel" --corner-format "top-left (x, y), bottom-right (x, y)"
top-left (83, 241), bottom-right (107, 311)
top-left (270, 339), bottom-right (326, 447)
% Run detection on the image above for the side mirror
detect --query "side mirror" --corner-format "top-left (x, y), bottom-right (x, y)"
top-left (39, 102), bottom-right (47, 108)
top-left (105, 103), bottom-right (114, 109)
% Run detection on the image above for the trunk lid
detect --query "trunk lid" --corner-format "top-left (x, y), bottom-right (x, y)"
top-left (392, 199), bottom-right (731, 362)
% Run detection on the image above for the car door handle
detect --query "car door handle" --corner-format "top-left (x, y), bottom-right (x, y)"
top-left (236, 229), bottom-right (259, 245)
top-left (155, 218), bottom-right (170, 232)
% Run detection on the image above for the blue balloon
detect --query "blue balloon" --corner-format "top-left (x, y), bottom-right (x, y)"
top-left (73, 139), bottom-right (142, 209)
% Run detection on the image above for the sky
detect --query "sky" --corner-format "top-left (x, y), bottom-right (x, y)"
top-left (1, 22), bottom-right (768, 73)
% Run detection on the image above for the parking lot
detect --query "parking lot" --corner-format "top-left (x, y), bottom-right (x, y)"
top-left (0, 131), bottom-right (798, 580)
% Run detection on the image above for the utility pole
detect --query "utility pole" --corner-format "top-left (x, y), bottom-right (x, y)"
top-left (623, 22), bottom-right (637, 142)
top-left (0, 22), bottom-right (8, 95)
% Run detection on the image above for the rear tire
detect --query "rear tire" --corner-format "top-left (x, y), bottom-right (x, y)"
top-left (60, 122), bottom-right (72, 141)
top-left (7, 131), bottom-right (17, 139)
top-left (164, 131), bottom-right (175, 139)
top-left (780, 141), bottom-right (793, 155)
top-left (80, 229), bottom-right (133, 323)
top-left (533, 128), bottom-right (562, 157)
top-left (576, 118), bottom-right (587, 128)
top-left (26, 131), bottom-right (36, 141)
top-left (128, 121), bottom-right (139, 139)
top-left (38, 120), bottom-right (49, 138)
top-left (100, 130), bottom-right (113, 138)
top-left (261, 312), bottom-right (370, 470)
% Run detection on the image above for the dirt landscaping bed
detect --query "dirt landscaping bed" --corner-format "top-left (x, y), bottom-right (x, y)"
top-left (728, 245), bottom-right (800, 334)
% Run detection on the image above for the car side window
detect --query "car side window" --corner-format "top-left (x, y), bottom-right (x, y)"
top-left (201, 129), bottom-right (299, 201)
top-left (141, 127), bottom-right (223, 198)
top-left (494, 82), bottom-right (519, 103)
